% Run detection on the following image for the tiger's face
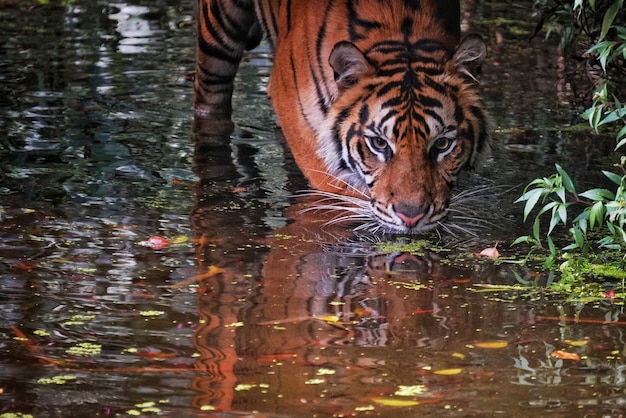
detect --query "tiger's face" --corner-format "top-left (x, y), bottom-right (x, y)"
top-left (319, 35), bottom-right (488, 234)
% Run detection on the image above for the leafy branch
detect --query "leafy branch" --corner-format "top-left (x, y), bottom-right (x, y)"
top-left (515, 0), bottom-right (626, 269)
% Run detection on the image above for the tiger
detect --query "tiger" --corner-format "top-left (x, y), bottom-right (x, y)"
top-left (193, 0), bottom-right (489, 234)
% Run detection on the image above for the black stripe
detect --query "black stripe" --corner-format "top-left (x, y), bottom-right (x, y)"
top-left (403, 0), bottom-right (421, 11)
top-left (332, 107), bottom-right (353, 165)
top-left (314, 1), bottom-right (336, 113)
top-left (214, 0), bottom-right (253, 44)
top-left (355, 140), bottom-right (368, 168)
top-left (423, 77), bottom-right (448, 96)
top-left (197, 36), bottom-right (240, 65)
top-left (419, 95), bottom-right (442, 109)
top-left (290, 55), bottom-right (316, 134)
top-left (376, 80), bottom-right (403, 97)
top-left (424, 109), bottom-right (444, 126)
top-left (454, 103), bottom-right (464, 124)
top-left (256, 0), bottom-right (278, 41)
top-left (347, 0), bottom-right (383, 42)
top-left (359, 104), bottom-right (369, 125)
top-left (206, 1), bottom-right (238, 52)
top-left (401, 17), bottom-right (413, 40)
top-left (380, 109), bottom-right (398, 126)
top-left (286, 0), bottom-right (293, 33)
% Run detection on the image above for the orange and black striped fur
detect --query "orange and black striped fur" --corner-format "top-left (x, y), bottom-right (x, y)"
top-left (194, 0), bottom-right (489, 234)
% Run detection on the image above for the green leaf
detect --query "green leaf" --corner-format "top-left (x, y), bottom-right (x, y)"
top-left (600, 0), bottom-right (623, 40)
top-left (538, 201), bottom-right (559, 218)
top-left (578, 217), bottom-right (588, 234)
top-left (515, 188), bottom-right (536, 203)
top-left (571, 225), bottom-right (585, 248)
top-left (603, 170), bottom-right (624, 186)
top-left (558, 203), bottom-right (568, 224)
top-left (615, 126), bottom-right (626, 150)
top-left (547, 235), bottom-right (556, 255)
top-left (600, 107), bottom-right (626, 126)
top-left (579, 188), bottom-right (615, 201)
top-left (598, 43), bottom-right (613, 71)
top-left (555, 164), bottom-right (576, 193)
top-left (618, 225), bottom-right (626, 246)
top-left (563, 242), bottom-right (578, 251)
top-left (591, 105), bottom-right (603, 130)
top-left (556, 186), bottom-right (566, 204)
top-left (533, 218), bottom-right (541, 242)
top-left (548, 207), bottom-right (561, 234)
top-left (607, 221), bottom-right (616, 234)
top-left (522, 188), bottom-right (545, 221)
top-left (511, 235), bottom-right (532, 246)
top-left (543, 254), bottom-right (555, 269)
top-left (589, 201), bottom-right (606, 229)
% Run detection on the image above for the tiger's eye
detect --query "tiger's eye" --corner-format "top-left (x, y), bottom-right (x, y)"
top-left (433, 137), bottom-right (452, 152)
top-left (368, 136), bottom-right (388, 151)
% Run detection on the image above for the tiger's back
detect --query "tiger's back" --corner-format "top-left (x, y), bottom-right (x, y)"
top-left (194, 0), bottom-right (489, 234)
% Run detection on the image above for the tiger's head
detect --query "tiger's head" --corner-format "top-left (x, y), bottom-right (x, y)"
top-left (318, 34), bottom-right (489, 234)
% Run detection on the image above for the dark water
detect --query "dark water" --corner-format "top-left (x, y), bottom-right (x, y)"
top-left (1, 1), bottom-right (624, 417)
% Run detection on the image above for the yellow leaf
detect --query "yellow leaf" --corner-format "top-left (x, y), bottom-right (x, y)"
top-left (551, 350), bottom-right (581, 361)
top-left (474, 340), bottom-right (508, 349)
top-left (171, 235), bottom-right (189, 244)
top-left (372, 398), bottom-right (420, 407)
top-left (452, 352), bottom-right (466, 360)
top-left (433, 368), bottom-right (463, 375)
top-left (564, 339), bottom-right (588, 347)
top-left (317, 315), bottom-right (340, 323)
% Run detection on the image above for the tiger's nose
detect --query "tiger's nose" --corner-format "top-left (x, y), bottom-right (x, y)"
top-left (395, 204), bottom-right (425, 228)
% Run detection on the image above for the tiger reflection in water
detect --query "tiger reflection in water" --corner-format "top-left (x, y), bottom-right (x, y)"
top-left (187, 121), bottom-right (487, 413)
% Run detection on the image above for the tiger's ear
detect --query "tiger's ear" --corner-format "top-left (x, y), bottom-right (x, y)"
top-left (329, 41), bottom-right (373, 92)
top-left (449, 34), bottom-right (487, 81)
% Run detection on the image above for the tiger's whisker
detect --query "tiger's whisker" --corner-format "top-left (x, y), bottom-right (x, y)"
top-left (302, 168), bottom-right (371, 199)
top-left (442, 222), bottom-right (480, 237)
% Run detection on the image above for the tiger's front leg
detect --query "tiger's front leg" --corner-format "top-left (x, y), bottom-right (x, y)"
top-left (194, 0), bottom-right (262, 118)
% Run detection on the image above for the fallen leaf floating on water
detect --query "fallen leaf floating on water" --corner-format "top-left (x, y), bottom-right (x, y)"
top-left (134, 350), bottom-right (176, 359)
top-left (372, 398), bottom-right (420, 407)
top-left (477, 243), bottom-right (499, 258)
top-left (551, 350), bottom-right (581, 361)
top-left (564, 339), bottom-right (589, 347)
top-left (140, 236), bottom-right (171, 250)
top-left (12, 261), bottom-right (38, 270)
top-left (412, 308), bottom-right (434, 314)
top-left (170, 265), bottom-right (225, 289)
top-left (474, 340), bottom-right (509, 349)
top-left (433, 368), bottom-right (463, 375)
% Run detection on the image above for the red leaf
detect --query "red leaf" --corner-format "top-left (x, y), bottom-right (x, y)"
top-left (143, 236), bottom-right (171, 250)
top-left (12, 261), bottom-right (38, 270)
top-left (477, 243), bottom-right (499, 258)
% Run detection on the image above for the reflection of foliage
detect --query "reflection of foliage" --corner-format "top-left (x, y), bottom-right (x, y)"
top-left (515, 1), bottom-right (626, 286)
top-left (513, 343), bottom-right (564, 386)
top-left (514, 337), bottom-right (626, 388)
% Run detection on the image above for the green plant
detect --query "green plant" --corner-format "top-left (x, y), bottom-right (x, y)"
top-left (515, 0), bottom-right (626, 272)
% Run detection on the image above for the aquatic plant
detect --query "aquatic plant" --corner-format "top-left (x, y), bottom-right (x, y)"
top-left (515, 0), bottom-right (626, 275)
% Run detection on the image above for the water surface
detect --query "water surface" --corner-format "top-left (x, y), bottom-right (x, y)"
top-left (0, 1), bottom-right (624, 417)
